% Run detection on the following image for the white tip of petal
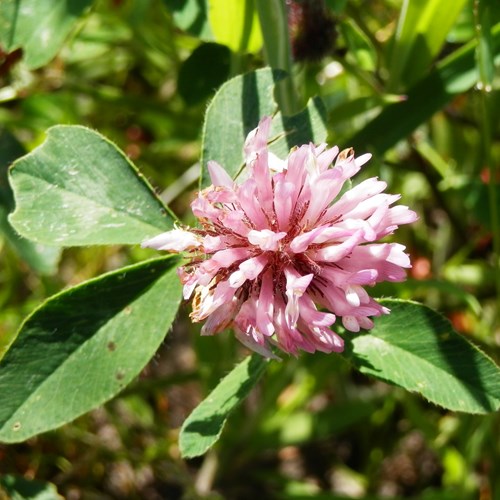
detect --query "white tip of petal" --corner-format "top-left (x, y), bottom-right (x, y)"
top-left (345, 286), bottom-right (361, 307)
top-left (244, 116), bottom-right (272, 162)
top-left (355, 153), bottom-right (372, 168)
top-left (248, 229), bottom-right (287, 251)
top-left (229, 270), bottom-right (246, 288)
top-left (141, 229), bottom-right (201, 252)
top-left (305, 147), bottom-right (320, 178)
top-left (268, 152), bottom-right (287, 172)
top-left (387, 243), bottom-right (412, 267)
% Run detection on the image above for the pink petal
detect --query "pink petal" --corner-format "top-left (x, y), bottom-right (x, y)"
top-left (387, 205), bottom-right (419, 225)
top-left (342, 315), bottom-right (360, 332)
top-left (201, 298), bottom-right (238, 335)
top-left (220, 210), bottom-right (251, 236)
top-left (208, 160), bottom-right (234, 187)
top-left (229, 254), bottom-right (269, 288)
top-left (234, 324), bottom-right (279, 359)
top-left (194, 280), bottom-right (236, 320)
top-left (316, 144), bottom-right (339, 171)
top-left (284, 267), bottom-right (314, 327)
top-left (298, 294), bottom-right (336, 327)
top-left (256, 270), bottom-right (275, 336)
top-left (191, 193), bottom-right (222, 221)
top-left (244, 116), bottom-right (272, 161)
top-left (274, 178), bottom-right (296, 231)
top-left (238, 179), bottom-right (270, 229)
top-left (309, 229), bottom-right (365, 262)
top-left (290, 225), bottom-right (352, 253)
top-left (319, 178), bottom-right (387, 224)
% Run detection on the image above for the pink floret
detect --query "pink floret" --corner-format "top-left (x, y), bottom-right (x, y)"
top-left (142, 116), bottom-right (418, 357)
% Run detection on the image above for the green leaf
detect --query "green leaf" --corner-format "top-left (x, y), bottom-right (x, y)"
top-left (387, 0), bottom-right (469, 90)
top-left (348, 23), bottom-right (500, 155)
top-left (209, 0), bottom-right (263, 54)
top-left (0, 256), bottom-right (182, 443)
top-left (0, 475), bottom-right (61, 500)
top-left (179, 354), bottom-right (268, 458)
top-left (177, 42), bottom-right (231, 105)
top-left (9, 126), bottom-right (175, 247)
top-left (163, 0), bottom-right (213, 40)
top-left (200, 67), bottom-right (328, 187)
top-left (343, 299), bottom-right (500, 414)
top-left (0, 0), bottom-right (93, 69)
top-left (0, 129), bottom-right (60, 274)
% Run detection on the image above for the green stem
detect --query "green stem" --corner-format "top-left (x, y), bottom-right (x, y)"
top-left (255, 0), bottom-right (301, 114)
top-left (228, 0), bottom-right (253, 76)
top-left (474, 0), bottom-right (500, 327)
top-left (229, 50), bottom-right (244, 77)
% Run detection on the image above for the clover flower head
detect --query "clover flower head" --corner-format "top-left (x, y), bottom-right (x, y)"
top-left (143, 117), bottom-right (417, 358)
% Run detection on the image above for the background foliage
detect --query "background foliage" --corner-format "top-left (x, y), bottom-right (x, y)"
top-left (0, 0), bottom-right (499, 498)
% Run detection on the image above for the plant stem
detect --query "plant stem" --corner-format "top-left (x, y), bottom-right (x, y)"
top-left (474, 0), bottom-right (499, 327)
top-left (255, 0), bottom-right (301, 114)
top-left (195, 450), bottom-right (219, 495)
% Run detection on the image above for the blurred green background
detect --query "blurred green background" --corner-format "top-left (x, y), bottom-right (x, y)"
top-left (0, 0), bottom-right (499, 498)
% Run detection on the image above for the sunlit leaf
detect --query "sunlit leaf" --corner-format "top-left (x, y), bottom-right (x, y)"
top-left (0, 256), bottom-right (182, 443)
top-left (9, 126), bottom-right (175, 246)
top-left (344, 299), bottom-right (500, 414)
top-left (387, 0), bottom-right (469, 90)
top-left (209, 0), bottom-right (263, 53)
top-left (179, 354), bottom-right (268, 458)
top-left (348, 24), bottom-right (500, 155)
top-left (0, 0), bottom-right (93, 69)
